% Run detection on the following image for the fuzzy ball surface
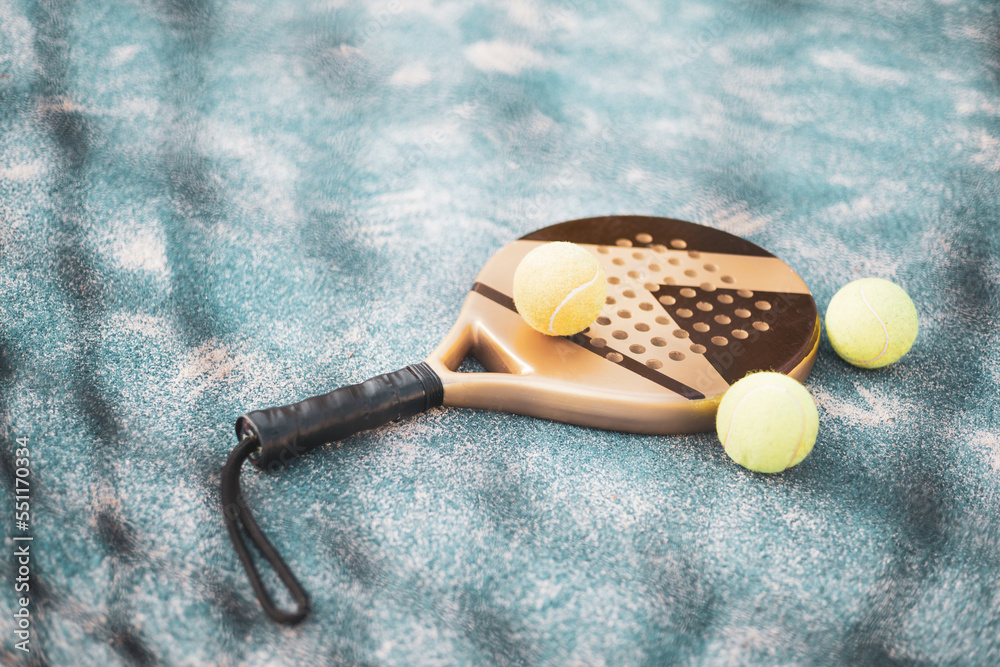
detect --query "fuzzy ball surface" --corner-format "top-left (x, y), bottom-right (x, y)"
top-left (512, 242), bottom-right (607, 336)
top-left (716, 372), bottom-right (819, 474)
top-left (825, 278), bottom-right (919, 368)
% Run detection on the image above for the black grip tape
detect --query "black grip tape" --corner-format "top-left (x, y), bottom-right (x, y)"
top-left (236, 362), bottom-right (444, 470)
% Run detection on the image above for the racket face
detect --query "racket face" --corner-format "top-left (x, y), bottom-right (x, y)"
top-left (426, 216), bottom-right (820, 434)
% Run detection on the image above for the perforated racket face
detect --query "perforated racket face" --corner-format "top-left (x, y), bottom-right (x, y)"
top-left (426, 216), bottom-right (820, 434)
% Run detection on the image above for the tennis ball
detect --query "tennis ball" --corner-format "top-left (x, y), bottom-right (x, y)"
top-left (716, 372), bottom-right (819, 474)
top-left (513, 242), bottom-right (607, 336)
top-left (825, 278), bottom-right (918, 368)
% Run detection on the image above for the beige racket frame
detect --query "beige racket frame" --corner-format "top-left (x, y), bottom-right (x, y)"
top-left (424, 239), bottom-right (821, 435)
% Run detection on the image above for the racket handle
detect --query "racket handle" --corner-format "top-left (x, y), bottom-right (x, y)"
top-left (236, 362), bottom-right (443, 469)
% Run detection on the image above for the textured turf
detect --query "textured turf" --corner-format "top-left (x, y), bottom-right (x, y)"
top-left (1, 0), bottom-right (999, 664)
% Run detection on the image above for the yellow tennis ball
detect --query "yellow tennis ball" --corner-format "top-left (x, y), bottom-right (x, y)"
top-left (512, 242), bottom-right (607, 336)
top-left (716, 372), bottom-right (819, 474)
top-left (825, 278), bottom-right (918, 368)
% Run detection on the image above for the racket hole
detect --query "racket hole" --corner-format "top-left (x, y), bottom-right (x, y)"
top-left (693, 323), bottom-right (710, 333)
top-left (591, 337), bottom-right (607, 348)
top-left (737, 288), bottom-right (753, 298)
top-left (622, 289), bottom-right (636, 298)
top-left (651, 337), bottom-right (668, 347)
top-left (715, 314), bottom-right (731, 325)
top-left (455, 356), bottom-right (489, 374)
top-left (606, 296), bottom-right (616, 305)
top-left (632, 252), bottom-right (645, 260)
top-left (658, 295), bottom-right (676, 306)
top-left (606, 351), bottom-right (624, 362)
top-left (630, 344), bottom-right (646, 354)
top-left (661, 276), bottom-right (677, 285)
top-left (711, 336), bottom-right (728, 346)
top-left (670, 239), bottom-right (687, 249)
top-left (636, 233), bottom-right (653, 244)
top-left (616, 238), bottom-right (632, 247)
top-left (639, 302), bottom-right (654, 311)
top-left (732, 329), bottom-right (749, 339)
top-left (652, 244), bottom-right (668, 253)
top-left (703, 263), bottom-right (718, 272)
top-left (596, 316), bottom-right (611, 326)
top-left (676, 308), bottom-right (693, 318)
top-left (617, 310), bottom-right (632, 319)
top-left (668, 257), bottom-right (681, 266)
top-left (684, 269), bottom-right (698, 278)
top-left (735, 309), bottom-right (751, 318)
top-left (612, 258), bottom-right (625, 266)
top-left (700, 282), bottom-right (716, 292)
top-left (721, 275), bottom-right (735, 284)
top-left (597, 246), bottom-right (610, 254)
top-left (690, 344), bottom-right (707, 354)
top-left (717, 294), bottom-right (734, 304)
top-left (648, 264), bottom-right (661, 272)
top-left (627, 270), bottom-right (640, 279)
top-left (687, 251), bottom-right (701, 259)
top-left (696, 301), bottom-right (713, 311)
top-left (654, 316), bottom-right (670, 325)
top-left (669, 351), bottom-right (686, 361)
top-left (643, 282), bottom-right (657, 292)
top-left (635, 322), bottom-right (650, 332)
top-left (680, 288), bottom-right (696, 298)
top-left (646, 359), bottom-right (663, 370)
top-left (672, 329), bottom-right (690, 339)
top-left (612, 330), bottom-right (628, 339)
top-left (608, 276), bottom-right (621, 285)
top-left (756, 300), bottom-right (772, 311)
top-left (753, 321), bottom-right (770, 331)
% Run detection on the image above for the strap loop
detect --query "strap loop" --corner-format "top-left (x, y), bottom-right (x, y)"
top-left (221, 436), bottom-right (310, 625)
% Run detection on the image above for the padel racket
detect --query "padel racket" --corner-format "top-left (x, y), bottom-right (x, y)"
top-left (222, 215), bottom-right (820, 624)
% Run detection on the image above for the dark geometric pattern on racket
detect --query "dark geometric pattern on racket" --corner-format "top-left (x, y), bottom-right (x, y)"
top-left (221, 216), bottom-right (820, 624)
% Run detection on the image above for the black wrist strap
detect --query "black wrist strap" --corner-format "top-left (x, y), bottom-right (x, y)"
top-left (221, 435), bottom-right (310, 625)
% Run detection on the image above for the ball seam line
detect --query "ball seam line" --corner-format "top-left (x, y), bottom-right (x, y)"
top-left (858, 282), bottom-right (890, 366)
top-left (784, 393), bottom-right (808, 469)
top-left (548, 267), bottom-right (602, 334)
